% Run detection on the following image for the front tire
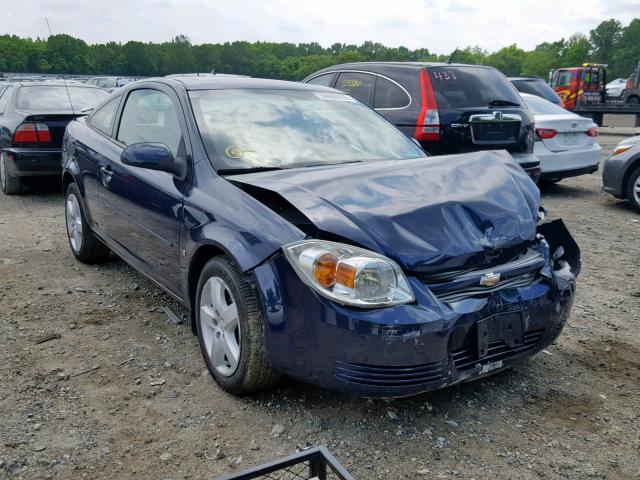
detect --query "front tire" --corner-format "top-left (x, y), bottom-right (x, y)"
top-left (626, 166), bottom-right (640, 213)
top-left (65, 183), bottom-right (111, 263)
top-left (1, 152), bottom-right (22, 195)
top-left (196, 256), bottom-right (280, 395)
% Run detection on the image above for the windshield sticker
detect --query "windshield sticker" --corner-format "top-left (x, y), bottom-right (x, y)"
top-left (225, 146), bottom-right (254, 160)
top-left (313, 92), bottom-right (357, 102)
top-left (432, 70), bottom-right (458, 81)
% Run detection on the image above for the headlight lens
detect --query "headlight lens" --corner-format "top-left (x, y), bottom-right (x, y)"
top-left (283, 240), bottom-right (414, 308)
top-left (613, 144), bottom-right (632, 156)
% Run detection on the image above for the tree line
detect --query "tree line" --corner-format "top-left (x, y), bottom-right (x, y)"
top-left (0, 18), bottom-right (638, 81)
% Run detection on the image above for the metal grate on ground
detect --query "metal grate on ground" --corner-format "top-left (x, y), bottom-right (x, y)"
top-left (216, 446), bottom-right (355, 480)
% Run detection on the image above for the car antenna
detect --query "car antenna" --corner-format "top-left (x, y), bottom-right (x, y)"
top-left (45, 18), bottom-right (75, 115)
top-left (447, 47), bottom-right (459, 64)
top-left (62, 75), bottom-right (76, 116)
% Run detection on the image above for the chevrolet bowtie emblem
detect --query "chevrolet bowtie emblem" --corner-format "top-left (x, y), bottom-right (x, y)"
top-left (479, 272), bottom-right (501, 287)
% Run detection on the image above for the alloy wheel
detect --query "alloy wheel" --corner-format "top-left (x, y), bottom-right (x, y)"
top-left (634, 176), bottom-right (640, 206)
top-left (66, 193), bottom-right (84, 253)
top-left (199, 276), bottom-right (241, 376)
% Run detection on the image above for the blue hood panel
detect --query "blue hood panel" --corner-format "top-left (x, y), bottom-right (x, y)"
top-left (229, 150), bottom-right (540, 272)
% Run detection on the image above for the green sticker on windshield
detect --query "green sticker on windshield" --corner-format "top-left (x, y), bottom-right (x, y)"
top-left (225, 145), bottom-right (253, 159)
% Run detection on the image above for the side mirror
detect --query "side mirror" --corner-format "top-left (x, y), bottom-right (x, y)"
top-left (121, 143), bottom-right (186, 179)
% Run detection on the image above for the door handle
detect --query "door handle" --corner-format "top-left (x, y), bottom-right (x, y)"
top-left (99, 166), bottom-right (113, 185)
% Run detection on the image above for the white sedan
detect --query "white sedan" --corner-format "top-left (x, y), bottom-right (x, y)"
top-left (521, 93), bottom-right (601, 184)
top-left (606, 78), bottom-right (627, 98)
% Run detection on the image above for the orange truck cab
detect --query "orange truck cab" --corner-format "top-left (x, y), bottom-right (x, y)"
top-left (550, 64), bottom-right (606, 110)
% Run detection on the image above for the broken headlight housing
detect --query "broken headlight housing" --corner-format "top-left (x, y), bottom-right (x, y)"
top-left (283, 240), bottom-right (414, 308)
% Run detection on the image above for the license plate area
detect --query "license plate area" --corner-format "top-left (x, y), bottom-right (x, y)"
top-left (477, 312), bottom-right (524, 358)
top-left (561, 132), bottom-right (581, 145)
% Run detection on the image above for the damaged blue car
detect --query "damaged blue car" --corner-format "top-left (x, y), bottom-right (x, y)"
top-left (62, 76), bottom-right (580, 397)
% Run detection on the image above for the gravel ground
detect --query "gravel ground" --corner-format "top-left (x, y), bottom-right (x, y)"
top-left (1, 135), bottom-right (639, 480)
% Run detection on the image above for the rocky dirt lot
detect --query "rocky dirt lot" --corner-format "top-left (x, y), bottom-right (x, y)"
top-left (1, 135), bottom-right (639, 480)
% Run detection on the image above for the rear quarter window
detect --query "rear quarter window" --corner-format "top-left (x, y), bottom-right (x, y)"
top-left (374, 77), bottom-right (410, 109)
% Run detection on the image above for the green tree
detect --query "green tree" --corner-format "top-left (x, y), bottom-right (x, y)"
top-left (590, 19), bottom-right (622, 64)
top-left (612, 19), bottom-right (640, 78)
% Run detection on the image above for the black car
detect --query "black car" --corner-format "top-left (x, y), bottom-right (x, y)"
top-left (0, 81), bottom-right (108, 194)
top-left (509, 76), bottom-right (563, 106)
top-left (303, 62), bottom-right (540, 180)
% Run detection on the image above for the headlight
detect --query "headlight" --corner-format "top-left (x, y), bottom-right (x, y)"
top-left (283, 240), bottom-right (414, 308)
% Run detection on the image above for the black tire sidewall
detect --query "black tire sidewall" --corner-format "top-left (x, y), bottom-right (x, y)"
top-left (195, 257), bottom-right (254, 394)
top-left (627, 167), bottom-right (640, 212)
top-left (65, 183), bottom-right (93, 260)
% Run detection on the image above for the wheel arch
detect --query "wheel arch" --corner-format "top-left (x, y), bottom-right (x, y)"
top-left (621, 154), bottom-right (640, 199)
top-left (62, 170), bottom-right (75, 194)
top-left (187, 242), bottom-right (229, 334)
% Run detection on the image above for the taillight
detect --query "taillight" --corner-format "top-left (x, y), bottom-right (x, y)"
top-left (586, 126), bottom-right (598, 137)
top-left (13, 123), bottom-right (52, 144)
top-left (414, 69), bottom-right (440, 142)
top-left (535, 128), bottom-right (557, 140)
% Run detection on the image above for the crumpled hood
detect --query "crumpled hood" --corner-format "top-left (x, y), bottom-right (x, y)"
top-left (228, 150), bottom-right (540, 272)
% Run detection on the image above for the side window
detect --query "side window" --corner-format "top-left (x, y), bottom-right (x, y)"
top-left (335, 72), bottom-right (375, 105)
top-left (374, 77), bottom-right (410, 109)
top-left (307, 73), bottom-right (335, 87)
top-left (89, 97), bottom-right (120, 136)
top-left (117, 89), bottom-right (183, 158)
top-left (0, 86), bottom-right (12, 114)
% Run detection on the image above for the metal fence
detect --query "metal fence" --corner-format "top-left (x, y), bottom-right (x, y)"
top-left (216, 446), bottom-right (355, 480)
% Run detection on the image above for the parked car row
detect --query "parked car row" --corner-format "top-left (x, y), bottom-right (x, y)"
top-left (6, 61), bottom-right (635, 398)
top-left (0, 81), bottom-right (109, 194)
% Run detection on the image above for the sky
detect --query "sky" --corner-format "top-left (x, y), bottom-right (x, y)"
top-left (1, 0), bottom-right (639, 54)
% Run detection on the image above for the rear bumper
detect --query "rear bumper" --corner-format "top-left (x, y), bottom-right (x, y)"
top-left (535, 142), bottom-right (601, 181)
top-left (2, 148), bottom-right (62, 177)
top-left (540, 164), bottom-right (599, 181)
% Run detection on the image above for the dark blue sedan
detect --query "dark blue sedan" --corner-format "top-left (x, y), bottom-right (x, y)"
top-left (62, 76), bottom-right (580, 397)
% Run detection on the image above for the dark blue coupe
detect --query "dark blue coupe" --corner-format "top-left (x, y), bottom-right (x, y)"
top-left (62, 76), bottom-right (580, 397)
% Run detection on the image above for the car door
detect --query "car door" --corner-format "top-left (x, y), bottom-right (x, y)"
top-left (97, 85), bottom-right (190, 296)
top-left (74, 95), bottom-right (122, 224)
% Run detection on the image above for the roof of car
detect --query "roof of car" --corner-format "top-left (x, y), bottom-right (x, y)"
top-left (310, 61), bottom-right (497, 71)
top-left (11, 80), bottom-right (106, 88)
top-left (154, 76), bottom-right (338, 92)
top-left (508, 76), bottom-right (544, 81)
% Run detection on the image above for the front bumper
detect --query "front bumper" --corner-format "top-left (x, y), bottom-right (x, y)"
top-left (253, 221), bottom-right (579, 397)
top-left (3, 148), bottom-right (62, 177)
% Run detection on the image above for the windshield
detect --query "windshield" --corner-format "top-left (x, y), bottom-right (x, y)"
top-left (190, 89), bottom-right (426, 172)
top-left (511, 79), bottom-right (561, 104)
top-left (16, 86), bottom-right (109, 110)
top-left (523, 94), bottom-right (569, 115)
top-left (429, 66), bottom-right (523, 109)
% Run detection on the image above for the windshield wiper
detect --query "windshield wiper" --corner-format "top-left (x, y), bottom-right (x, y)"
top-left (218, 166), bottom-right (285, 175)
top-left (300, 160), bottom-right (364, 168)
top-left (488, 99), bottom-right (520, 107)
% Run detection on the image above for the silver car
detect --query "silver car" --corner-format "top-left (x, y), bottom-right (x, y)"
top-left (602, 135), bottom-right (640, 212)
top-left (521, 93), bottom-right (600, 184)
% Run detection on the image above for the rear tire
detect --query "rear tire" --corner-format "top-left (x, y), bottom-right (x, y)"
top-left (627, 95), bottom-right (639, 105)
top-left (196, 256), bottom-right (281, 395)
top-left (1, 152), bottom-right (22, 195)
top-left (626, 166), bottom-right (640, 213)
top-left (65, 183), bottom-right (111, 263)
